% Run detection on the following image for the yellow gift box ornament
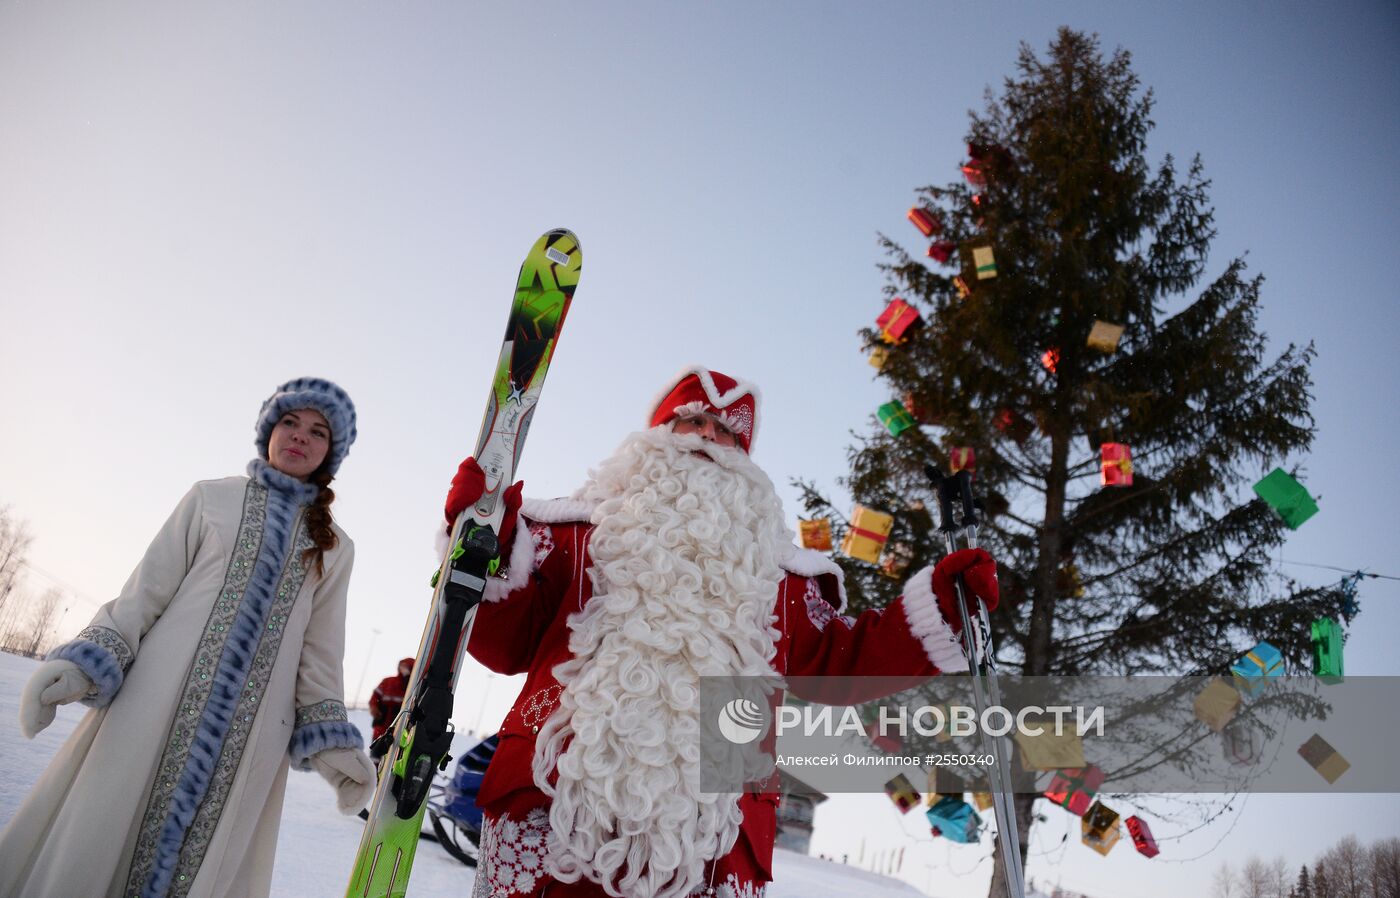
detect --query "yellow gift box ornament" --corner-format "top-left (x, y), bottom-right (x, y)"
top-left (1081, 801), bottom-right (1122, 856)
top-left (884, 773), bottom-right (922, 814)
top-left (868, 345), bottom-right (890, 370)
top-left (971, 244), bottom-right (998, 280)
top-left (1193, 677), bottom-right (1241, 732)
top-left (1013, 714), bottom-right (1087, 770)
top-left (1086, 320), bottom-right (1125, 353)
top-left (1298, 733), bottom-right (1351, 785)
top-left (839, 505), bottom-right (894, 564)
top-left (798, 518), bottom-right (833, 552)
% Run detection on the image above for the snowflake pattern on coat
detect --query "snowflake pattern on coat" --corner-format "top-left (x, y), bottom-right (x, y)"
top-left (690, 873), bottom-right (767, 898)
top-left (528, 522), bottom-right (555, 568)
top-left (472, 807), bottom-right (550, 898)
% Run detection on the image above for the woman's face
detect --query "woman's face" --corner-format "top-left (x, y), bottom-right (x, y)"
top-left (267, 408), bottom-right (331, 480)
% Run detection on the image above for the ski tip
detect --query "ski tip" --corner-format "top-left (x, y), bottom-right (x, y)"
top-left (540, 229), bottom-right (581, 270)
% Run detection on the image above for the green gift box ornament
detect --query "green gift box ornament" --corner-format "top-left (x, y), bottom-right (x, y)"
top-left (878, 401), bottom-right (917, 436)
top-left (1252, 468), bottom-right (1318, 529)
top-left (1311, 617), bottom-right (1344, 683)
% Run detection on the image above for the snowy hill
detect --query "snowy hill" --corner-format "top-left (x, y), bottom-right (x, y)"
top-left (0, 651), bottom-right (931, 897)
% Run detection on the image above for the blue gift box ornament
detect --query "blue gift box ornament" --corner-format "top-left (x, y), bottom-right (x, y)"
top-left (926, 795), bottom-right (982, 844)
top-left (1231, 640), bottom-right (1284, 696)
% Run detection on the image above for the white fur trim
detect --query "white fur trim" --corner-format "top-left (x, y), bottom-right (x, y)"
top-left (482, 517), bottom-right (539, 603)
top-left (647, 365), bottom-right (762, 451)
top-left (779, 545), bottom-right (848, 613)
top-left (900, 564), bottom-right (969, 673)
top-left (520, 496), bottom-right (597, 523)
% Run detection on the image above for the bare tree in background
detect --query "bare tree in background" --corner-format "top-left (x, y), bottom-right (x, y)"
top-left (0, 505), bottom-right (34, 623)
top-left (1371, 838), bottom-right (1400, 898)
top-left (20, 586), bottom-right (65, 656)
top-left (1215, 862), bottom-right (1243, 898)
top-left (1326, 835), bottom-right (1369, 898)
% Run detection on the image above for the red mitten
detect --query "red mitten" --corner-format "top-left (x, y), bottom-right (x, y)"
top-left (930, 548), bottom-right (999, 634)
top-left (444, 457), bottom-right (524, 557)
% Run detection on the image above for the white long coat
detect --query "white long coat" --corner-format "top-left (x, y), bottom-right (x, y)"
top-left (0, 474), bottom-right (355, 898)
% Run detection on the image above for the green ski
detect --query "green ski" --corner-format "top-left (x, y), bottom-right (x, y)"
top-left (345, 228), bottom-right (581, 898)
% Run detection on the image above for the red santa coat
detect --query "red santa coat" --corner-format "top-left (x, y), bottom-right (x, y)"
top-left (467, 498), bottom-right (968, 883)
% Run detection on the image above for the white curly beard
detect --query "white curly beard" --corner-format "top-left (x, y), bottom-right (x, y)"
top-left (531, 427), bottom-right (789, 898)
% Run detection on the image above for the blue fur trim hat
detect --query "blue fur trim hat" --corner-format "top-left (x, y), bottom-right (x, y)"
top-left (254, 377), bottom-right (357, 476)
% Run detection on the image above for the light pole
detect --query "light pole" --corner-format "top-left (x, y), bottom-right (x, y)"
top-left (353, 628), bottom-right (382, 708)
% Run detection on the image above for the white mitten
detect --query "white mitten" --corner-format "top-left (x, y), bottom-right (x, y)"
top-left (20, 659), bottom-right (94, 739)
top-left (310, 747), bottom-right (378, 814)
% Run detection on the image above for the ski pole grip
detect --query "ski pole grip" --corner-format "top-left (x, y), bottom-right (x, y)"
top-left (923, 463), bottom-right (958, 535)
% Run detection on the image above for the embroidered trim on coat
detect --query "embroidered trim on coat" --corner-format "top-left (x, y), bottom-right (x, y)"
top-left (473, 808), bottom-right (551, 898)
top-left (125, 480), bottom-right (315, 898)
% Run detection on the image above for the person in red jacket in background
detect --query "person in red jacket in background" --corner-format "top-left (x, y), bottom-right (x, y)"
top-left (443, 366), bottom-right (1000, 898)
top-left (367, 657), bottom-right (414, 762)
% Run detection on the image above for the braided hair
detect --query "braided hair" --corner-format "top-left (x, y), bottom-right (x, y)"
top-left (301, 465), bottom-right (339, 577)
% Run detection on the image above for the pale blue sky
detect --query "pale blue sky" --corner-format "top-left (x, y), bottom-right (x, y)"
top-left (1, 2), bottom-right (1396, 896)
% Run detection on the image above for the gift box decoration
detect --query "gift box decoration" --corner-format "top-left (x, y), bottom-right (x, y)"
top-left (840, 505), bottom-right (894, 564)
top-left (971, 244), bottom-right (998, 280)
top-left (1231, 641), bottom-right (1284, 696)
top-left (960, 161), bottom-right (988, 191)
top-left (972, 791), bottom-right (995, 811)
top-left (881, 541), bottom-right (916, 579)
top-left (927, 241), bottom-right (957, 264)
top-left (1013, 716), bottom-right (1086, 770)
top-left (908, 206), bottom-right (943, 237)
top-left (1081, 801), bottom-right (1122, 856)
top-left (928, 766), bottom-right (969, 799)
top-left (879, 401), bottom-right (918, 437)
top-left (1252, 468), bottom-right (1319, 530)
top-left (953, 274), bottom-right (973, 299)
top-left (1311, 617), bottom-right (1344, 682)
top-left (949, 446), bottom-right (976, 477)
top-left (1298, 733), bottom-right (1351, 785)
top-left (866, 718), bottom-right (904, 753)
top-left (798, 518), bottom-right (833, 552)
top-left (877, 298), bottom-right (923, 344)
top-left (885, 773), bottom-right (921, 814)
top-left (1126, 816), bottom-right (1160, 858)
top-left (1100, 443), bottom-right (1133, 487)
top-left (1193, 677), bottom-right (1241, 732)
top-left (868, 345), bottom-right (890, 370)
top-left (1056, 563), bottom-right (1086, 599)
top-left (1041, 347), bottom-right (1061, 373)
top-left (903, 391), bottom-right (939, 426)
top-left (1043, 765), bottom-right (1105, 816)
top-left (1087, 320), bottom-right (1125, 353)
top-left (994, 408), bottom-right (1033, 443)
top-left (1222, 721), bottom-right (1263, 766)
top-left (926, 796), bottom-right (982, 844)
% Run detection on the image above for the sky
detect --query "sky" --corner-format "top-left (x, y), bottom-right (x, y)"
top-left (1, 1), bottom-right (1397, 896)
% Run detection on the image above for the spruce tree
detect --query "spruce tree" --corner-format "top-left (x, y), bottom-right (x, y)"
top-left (1296, 864), bottom-right (1312, 898)
top-left (798, 28), bottom-right (1349, 895)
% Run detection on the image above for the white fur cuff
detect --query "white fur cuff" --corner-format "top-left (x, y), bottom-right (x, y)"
top-left (900, 564), bottom-right (969, 673)
top-left (482, 518), bottom-right (539, 603)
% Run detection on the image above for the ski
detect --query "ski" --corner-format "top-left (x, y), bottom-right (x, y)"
top-left (345, 228), bottom-right (582, 898)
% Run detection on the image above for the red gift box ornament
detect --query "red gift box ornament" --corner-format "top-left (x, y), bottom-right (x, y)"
top-left (1101, 443), bottom-right (1133, 487)
top-left (1043, 765), bottom-right (1105, 817)
top-left (1041, 347), bottom-right (1061, 373)
top-left (1126, 816), bottom-right (1160, 858)
top-left (876, 298), bottom-right (922, 344)
top-left (953, 275), bottom-right (973, 299)
top-left (908, 206), bottom-right (942, 237)
top-left (961, 160), bottom-right (988, 191)
top-left (994, 408), bottom-right (1032, 443)
top-left (926, 241), bottom-right (957, 264)
top-left (949, 446), bottom-right (975, 477)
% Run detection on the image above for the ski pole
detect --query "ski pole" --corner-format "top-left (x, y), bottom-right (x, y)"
top-left (925, 464), bottom-right (1026, 898)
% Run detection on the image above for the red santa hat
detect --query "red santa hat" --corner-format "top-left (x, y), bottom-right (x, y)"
top-left (648, 366), bottom-right (761, 454)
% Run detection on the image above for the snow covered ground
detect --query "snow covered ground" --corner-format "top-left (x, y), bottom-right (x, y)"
top-left (0, 651), bottom-right (936, 896)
